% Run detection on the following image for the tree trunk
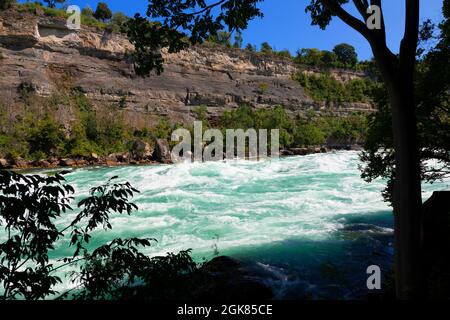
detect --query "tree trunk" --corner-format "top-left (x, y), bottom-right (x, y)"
top-left (388, 71), bottom-right (424, 299)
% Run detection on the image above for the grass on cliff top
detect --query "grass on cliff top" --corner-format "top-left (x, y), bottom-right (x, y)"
top-left (17, 2), bottom-right (109, 30)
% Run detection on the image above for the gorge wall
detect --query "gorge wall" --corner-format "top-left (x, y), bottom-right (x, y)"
top-left (0, 9), bottom-right (373, 130)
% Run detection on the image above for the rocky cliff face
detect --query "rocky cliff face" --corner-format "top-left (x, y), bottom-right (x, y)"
top-left (0, 10), bottom-right (373, 128)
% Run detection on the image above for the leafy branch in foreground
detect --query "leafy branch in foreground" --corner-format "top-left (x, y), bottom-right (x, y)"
top-left (0, 169), bottom-right (196, 300)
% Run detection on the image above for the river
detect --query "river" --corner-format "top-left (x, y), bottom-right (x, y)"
top-left (30, 151), bottom-right (450, 299)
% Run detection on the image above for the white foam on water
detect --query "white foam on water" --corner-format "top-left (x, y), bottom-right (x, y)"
top-left (30, 151), bottom-right (450, 294)
top-left (63, 153), bottom-right (448, 247)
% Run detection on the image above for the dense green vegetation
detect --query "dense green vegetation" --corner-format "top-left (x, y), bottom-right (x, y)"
top-left (0, 82), bottom-right (178, 160)
top-left (294, 45), bottom-right (369, 71)
top-left (0, 87), bottom-right (369, 161)
top-left (293, 72), bottom-right (379, 103)
top-left (217, 105), bottom-right (367, 149)
top-left (332, 43), bottom-right (358, 67)
top-left (206, 34), bottom-right (368, 70)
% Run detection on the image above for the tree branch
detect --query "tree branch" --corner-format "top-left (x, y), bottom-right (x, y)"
top-left (323, 0), bottom-right (397, 84)
top-left (322, 0), bottom-right (370, 40)
top-left (181, 0), bottom-right (227, 17)
top-left (400, 0), bottom-right (420, 64)
top-left (50, 257), bottom-right (85, 273)
top-left (353, 0), bottom-right (369, 20)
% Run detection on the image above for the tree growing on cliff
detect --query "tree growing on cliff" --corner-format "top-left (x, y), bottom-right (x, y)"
top-left (245, 43), bottom-right (257, 52)
top-left (125, 0), bottom-right (430, 300)
top-left (207, 30), bottom-right (232, 47)
top-left (320, 50), bottom-right (337, 65)
top-left (81, 5), bottom-right (94, 18)
top-left (94, 2), bottom-right (112, 22)
top-left (43, 0), bottom-right (65, 9)
top-left (233, 31), bottom-right (243, 48)
top-left (333, 43), bottom-right (358, 67)
top-left (295, 48), bottom-right (324, 66)
top-left (110, 12), bottom-right (130, 33)
top-left (260, 42), bottom-right (273, 55)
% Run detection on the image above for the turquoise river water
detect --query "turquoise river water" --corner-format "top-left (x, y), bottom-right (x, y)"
top-left (22, 151), bottom-right (450, 299)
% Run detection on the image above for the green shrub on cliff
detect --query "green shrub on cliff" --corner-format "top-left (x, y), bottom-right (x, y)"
top-left (245, 43), bottom-right (257, 52)
top-left (110, 12), bottom-right (130, 33)
top-left (294, 123), bottom-right (326, 147)
top-left (206, 31), bottom-right (232, 48)
top-left (255, 106), bottom-right (295, 147)
top-left (151, 117), bottom-right (173, 140)
top-left (14, 2), bottom-right (112, 31)
top-left (65, 123), bottom-right (98, 157)
top-left (17, 2), bottom-right (67, 18)
top-left (256, 82), bottom-right (269, 94)
top-left (219, 105), bottom-right (368, 149)
top-left (27, 115), bottom-right (66, 158)
top-left (293, 72), bottom-right (378, 103)
top-left (81, 5), bottom-right (94, 17)
top-left (0, 134), bottom-right (28, 159)
top-left (275, 49), bottom-right (292, 60)
top-left (327, 113), bottom-right (368, 143)
top-left (260, 42), bottom-right (273, 55)
top-left (0, 85), bottom-right (135, 160)
top-left (80, 13), bottom-right (107, 29)
top-left (220, 105), bottom-right (295, 147)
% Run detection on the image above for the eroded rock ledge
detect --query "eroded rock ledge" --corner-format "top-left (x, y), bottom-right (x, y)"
top-left (0, 9), bottom-right (374, 130)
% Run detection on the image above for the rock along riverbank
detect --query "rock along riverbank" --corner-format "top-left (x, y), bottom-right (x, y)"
top-left (0, 138), bottom-right (363, 170)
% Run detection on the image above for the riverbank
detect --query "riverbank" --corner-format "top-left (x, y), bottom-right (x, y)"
top-left (0, 139), bottom-right (363, 170)
top-left (0, 138), bottom-right (170, 170)
top-left (0, 153), bottom-right (158, 170)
